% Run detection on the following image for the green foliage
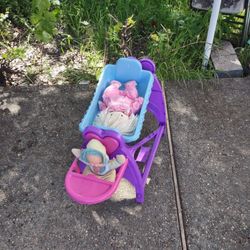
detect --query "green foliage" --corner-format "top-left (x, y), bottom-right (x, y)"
top-left (31, 0), bottom-right (60, 42)
top-left (106, 15), bottom-right (136, 59)
top-left (0, 10), bottom-right (12, 41)
top-left (59, 0), bottom-right (215, 80)
top-left (147, 7), bottom-right (216, 80)
top-left (1, 0), bottom-right (249, 81)
top-left (0, 0), bottom-right (31, 24)
top-left (63, 47), bottom-right (104, 83)
top-left (1, 46), bottom-right (25, 61)
top-left (63, 68), bottom-right (95, 84)
top-left (60, 0), bottom-right (168, 48)
top-left (0, 10), bottom-right (25, 63)
top-left (237, 45), bottom-right (250, 70)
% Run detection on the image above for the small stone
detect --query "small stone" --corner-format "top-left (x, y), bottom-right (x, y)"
top-left (78, 79), bottom-right (89, 85)
top-left (0, 190), bottom-right (6, 203)
top-left (50, 65), bottom-right (66, 78)
top-left (78, 80), bottom-right (89, 90)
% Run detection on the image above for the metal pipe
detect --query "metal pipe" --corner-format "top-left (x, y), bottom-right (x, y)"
top-left (162, 81), bottom-right (188, 250)
top-left (242, 0), bottom-right (250, 46)
top-left (202, 0), bottom-right (222, 69)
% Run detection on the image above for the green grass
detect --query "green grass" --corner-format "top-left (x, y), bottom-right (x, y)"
top-left (60, 0), bottom-right (220, 81)
top-left (236, 44), bottom-right (250, 71)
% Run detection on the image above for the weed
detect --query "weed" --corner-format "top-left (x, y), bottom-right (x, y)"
top-left (0, 0), bottom-right (31, 25)
top-left (31, 0), bottom-right (60, 42)
top-left (63, 68), bottom-right (96, 84)
top-left (0, 9), bottom-right (26, 86)
top-left (236, 45), bottom-right (250, 73)
top-left (59, 0), bottom-right (218, 81)
top-left (147, 8), bottom-right (216, 81)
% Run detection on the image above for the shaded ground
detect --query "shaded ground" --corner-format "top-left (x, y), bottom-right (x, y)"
top-left (167, 77), bottom-right (250, 250)
top-left (0, 85), bottom-right (180, 249)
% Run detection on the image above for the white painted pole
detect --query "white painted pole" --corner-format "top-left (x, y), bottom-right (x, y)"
top-left (202, 0), bottom-right (222, 69)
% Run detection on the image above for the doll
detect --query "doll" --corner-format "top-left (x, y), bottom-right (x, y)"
top-left (72, 139), bottom-right (125, 182)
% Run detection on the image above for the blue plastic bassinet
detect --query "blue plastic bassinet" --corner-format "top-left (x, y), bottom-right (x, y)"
top-left (79, 57), bottom-right (154, 143)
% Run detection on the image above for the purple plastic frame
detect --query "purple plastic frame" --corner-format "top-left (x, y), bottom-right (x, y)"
top-left (80, 58), bottom-right (167, 203)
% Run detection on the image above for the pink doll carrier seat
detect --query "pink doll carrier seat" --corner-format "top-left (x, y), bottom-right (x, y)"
top-left (65, 127), bottom-right (128, 205)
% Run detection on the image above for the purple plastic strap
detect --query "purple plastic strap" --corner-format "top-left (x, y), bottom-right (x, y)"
top-left (135, 146), bottom-right (151, 163)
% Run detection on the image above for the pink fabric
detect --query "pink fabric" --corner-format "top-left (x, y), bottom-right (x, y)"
top-left (99, 80), bottom-right (144, 115)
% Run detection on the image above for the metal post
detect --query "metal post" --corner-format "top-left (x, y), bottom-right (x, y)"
top-left (202, 0), bottom-right (222, 69)
top-left (242, 0), bottom-right (250, 46)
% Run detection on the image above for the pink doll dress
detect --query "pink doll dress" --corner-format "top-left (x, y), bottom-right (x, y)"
top-left (99, 80), bottom-right (144, 116)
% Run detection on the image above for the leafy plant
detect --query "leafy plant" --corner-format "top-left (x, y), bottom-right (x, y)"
top-left (63, 68), bottom-right (96, 84)
top-left (31, 0), bottom-right (60, 42)
top-left (1, 46), bottom-right (25, 61)
top-left (0, 9), bottom-right (14, 42)
top-left (0, 8), bottom-right (26, 86)
top-left (236, 45), bottom-right (250, 72)
top-left (0, 0), bottom-right (31, 25)
top-left (147, 8), bottom-right (215, 81)
top-left (120, 15), bottom-right (135, 56)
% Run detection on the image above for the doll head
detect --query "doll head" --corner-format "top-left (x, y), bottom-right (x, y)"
top-left (86, 154), bottom-right (103, 167)
top-left (85, 150), bottom-right (104, 174)
top-left (77, 139), bottom-right (109, 175)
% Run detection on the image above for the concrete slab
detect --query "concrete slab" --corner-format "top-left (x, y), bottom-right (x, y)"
top-left (0, 85), bottom-right (181, 249)
top-left (211, 41), bottom-right (243, 78)
top-left (167, 77), bottom-right (250, 249)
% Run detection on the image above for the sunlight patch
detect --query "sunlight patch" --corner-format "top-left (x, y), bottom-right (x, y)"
top-left (0, 98), bottom-right (23, 115)
top-left (172, 99), bottom-right (198, 121)
top-left (92, 211), bottom-right (105, 226)
top-left (0, 190), bottom-right (6, 203)
top-left (153, 156), bottom-right (163, 165)
top-left (39, 87), bottom-right (59, 95)
top-left (121, 205), bottom-right (142, 216)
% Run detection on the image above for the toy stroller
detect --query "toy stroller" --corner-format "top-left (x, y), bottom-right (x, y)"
top-left (65, 58), bottom-right (166, 204)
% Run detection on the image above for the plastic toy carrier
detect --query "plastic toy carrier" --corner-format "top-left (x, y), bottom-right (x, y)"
top-left (79, 57), bottom-right (154, 143)
top-left (65, 58), bottom-right (167, 205)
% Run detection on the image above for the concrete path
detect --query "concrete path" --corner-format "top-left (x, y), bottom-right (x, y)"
top-left (0, 85), bottom-right (180, 249)
top-left (167, 77), bottom-right (250, 250)
top-left (0, 76), bottom-right (249, 249)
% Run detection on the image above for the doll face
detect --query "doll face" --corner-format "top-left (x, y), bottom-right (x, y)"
top-left (86, 154), bottom-right (103, 166)
top-left (86, 154), bottom-right (103, 174)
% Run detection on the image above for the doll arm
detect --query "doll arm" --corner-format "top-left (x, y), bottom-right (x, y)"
top-left (72, 148), bottom-right (81, 158)
top-left (131, 96), bottom-right (144, 114)
top-left (124, 80), bottom-right (138, 99)
top-left (108, 154), bottom-right (126, 170)
top-left (99, 100), bottom-right (107, 111)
